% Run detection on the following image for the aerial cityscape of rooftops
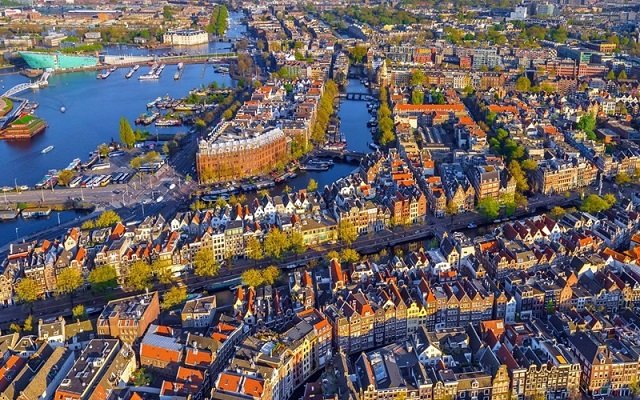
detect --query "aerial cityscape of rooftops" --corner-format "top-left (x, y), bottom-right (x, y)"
top-left (1, 0), bottom-right (640, 399)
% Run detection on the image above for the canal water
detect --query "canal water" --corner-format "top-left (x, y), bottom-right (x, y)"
top-left (284, 78), bottom-right (372, 192)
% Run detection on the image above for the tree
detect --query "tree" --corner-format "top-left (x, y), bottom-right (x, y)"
top-left (306, 178), bottom-right (318, 192)
top-left (445, 201), bottom-right (458, 216)
top-left (580, 194), bottom-right (613, 214)
top-left (72, 304), bottom-right (86, 320)
top-left (131, 368), bottom-right (152, 386)
top-left (81, 219), bottom-right (95, 231)
top-left (88, 265), bottom-right (118, 292)
top-left (410, 70), bottom-right (425, 86)
top-left (9, 323), bottom-right (21, 333)
top-left (162, 286), bottom-right (187, 310)
top-left (98, 143), bottom-right (110, 158)
top-left (341, 248), bottom-right (360, 264)
top-left (477, 197), bottom-right (500, 220)
top-left (289, 231), bottom-right (306, 256)
top-left (56, 267), bottom-right (83, 295)
top-left (327, 250), bottom-right (340, 263)
top-left (508, 160), bottom-right (529, 192)
top-left (246, 236), bottom-right (264, 263)
top-left (520, 159), bottom-right (538, 172)
top-left (95, 210), bottom-right (121, 228)
top-left (616, 172), bottom-right (632, 186)
top-left (241, 268), bottom-right (264, 287)
top-left (57, 170), bottom-right (75, 186)
top-left (23, 315), bottom-right (33, 333)
top-left (125, 261), bottom-right (153, 291)
top-left (15, 278), bottom-right (39, 303)
top-left (193, 247), bottom-right (219, 277)
top-left (152, 259), bottom-right (173, 285)
top-left (606, 69), bottom-right (616, 80)
top-left (576, 113), bottom-right (596, 140)
top-left (549, 206), bottom-right (566, 219)
top-left (515, 76), bottom-right (531, 92)
top-left (349, 45), bottom-right (368, 63)
top-left (264, 228), bottom-right (289, 260)
top-left (338, 220), bottom-right (358, 245)
top-left (411, 89), bottom-right (424, 105)
top-left (618, 70), bottom-right (628, 80)
top-left (263, 265), bottom-right (281, 285)
top-left (119, 117), bottom-right (135, 148)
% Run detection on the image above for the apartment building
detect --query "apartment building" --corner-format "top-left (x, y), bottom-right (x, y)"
top-left (96, 292), bottom-right (160, 344)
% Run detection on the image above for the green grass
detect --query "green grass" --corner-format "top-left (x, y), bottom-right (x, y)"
top-left (0, 97), bottom-right (13, 115)
top-left (13, 114), bottom-right (35, 125)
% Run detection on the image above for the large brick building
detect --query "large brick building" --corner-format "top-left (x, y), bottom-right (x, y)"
top-left (196, 128), bottom-right (288, 183)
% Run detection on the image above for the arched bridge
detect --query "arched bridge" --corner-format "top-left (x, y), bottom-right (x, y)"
top-left (2, 71), bottom-right (50, 97)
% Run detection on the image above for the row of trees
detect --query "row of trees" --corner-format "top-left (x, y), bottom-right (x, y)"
top-left (241, 266), bottom-right (280, 288)
top-left (206, 4), bottom-right (229, 36)
top-left (13, 246), bottom-right (220, 304)
top-left (377, 86), bottom-right (396, 146)
top-left (310, 80), bottom-right (339, 144)
top-left (80, 210), bottom-right (122, 231)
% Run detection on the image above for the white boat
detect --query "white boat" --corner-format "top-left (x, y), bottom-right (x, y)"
top-left (41, 145), bottom-right (54, 154)
top-left (177, 62), bottom-right (184, 70)
top-left (64, 158), bottom-right (81, 170)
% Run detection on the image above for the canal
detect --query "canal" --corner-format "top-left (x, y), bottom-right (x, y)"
top-left (284, 78), bottom-right (372, 191)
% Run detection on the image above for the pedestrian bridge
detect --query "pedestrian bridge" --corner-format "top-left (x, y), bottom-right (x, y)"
top-left (339, 92), bottom-right (374, 101)
top-left (3, 71), bottom-right (50, 97)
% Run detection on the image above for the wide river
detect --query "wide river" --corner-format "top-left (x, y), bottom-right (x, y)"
top-left (0, 18), bottom-right (373, 245)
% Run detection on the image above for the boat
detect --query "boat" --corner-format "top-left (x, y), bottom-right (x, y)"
top-left (139, 74), bottom-right (159, 81)
top-left (146, 97), bottom-right (162, 108)
top-left (125, 65), bottom-right (139, 79)
top-left (367, 118), bottom-right (376, 127)
top-left (155, 118), bottom-right (181, 127)
top-left (64, 158), bottom-right (81, 171)
top-left (177, 62), bottom-right (184, 70)
top-left (369, 143), bottom-right (380, 151)
top-left (41, 145), bottom-right (54, 154)
top-left (136, 112), bottom-right (159, 125)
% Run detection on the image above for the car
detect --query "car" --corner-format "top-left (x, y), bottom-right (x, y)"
top-left (156, 196), bottom-right (164, 203)
top-left (169, 183), bottom-right (176, 190)
top-left (467, 223), bottom-right (477, 229)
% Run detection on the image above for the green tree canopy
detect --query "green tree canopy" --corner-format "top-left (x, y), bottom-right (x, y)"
top-left (193, 247), bottom-right (220, 277)
top-left (306, 178), bottom-right (318, 192)
top-left (56, 267), bottom-right (83, 295)
top-left (338, 220), bottom-right (358, 245)
top-left (515, 76), bottom-right (531, 92)
top-left (477, 197), bottom-right (500, 220)
top-left (576, 113), bottom-right (596, 140)
top-left (580, 194), bottom-right (614, 214)
top-left (125, 261), bottom-right (153, 291)
top-left (95, 210), bottom-right (121, 228)
top-left (15, 278), bottom-right (39, 303)
top-left (341, 248), bottom-right (360, 264)
top-left (289, 231), bottom-right (306, 255)
top-left (264, 228), bottom-right (289, 260)
top-left (119, 117), bottom-right (135, 148)
top-left (411, 89), bottom-right (424, 105)
top-left (72, 304), bottom-right (86, 320)
top-left (162, 286), bottom-right (187, 310)
top-left (246, 236), bottom-right (264, 262)
top-left (88, 265), bottom-right (118, 292)
top-left (57, 170), bottom-right (75, 186)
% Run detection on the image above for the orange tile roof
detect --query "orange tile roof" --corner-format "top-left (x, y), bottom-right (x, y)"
top-left (185, 348), bottom-right (212, 367)
top-left (395, 103), bottom-right (465, 113)
top-left (488, 105), bottom-right (518, 114)
top-left (176, 366), bottom-right (204, 385)
top-left (140, 343), bottom-right (181, 363)
top-left (217, 373), bottom-right (241, 393)
top-left (243, 377), bottom-right (264, 397)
